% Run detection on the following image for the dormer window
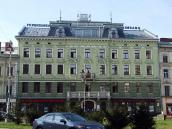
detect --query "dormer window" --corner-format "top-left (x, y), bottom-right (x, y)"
top-left (55, 27), bottom-right (65, 37)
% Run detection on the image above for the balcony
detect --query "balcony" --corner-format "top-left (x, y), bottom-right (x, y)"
top-left (67, 91), bottom-right (110, 99)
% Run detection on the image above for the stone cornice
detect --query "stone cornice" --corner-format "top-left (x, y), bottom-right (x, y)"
top-left (15, 36), bottom-right (159, 43)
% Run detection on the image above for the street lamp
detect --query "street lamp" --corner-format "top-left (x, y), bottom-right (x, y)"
top-left (81, 69), bottom-right (86, 112)
top-left (5, 41), bottom-right (13, 122)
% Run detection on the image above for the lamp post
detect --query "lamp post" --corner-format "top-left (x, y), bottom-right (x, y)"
top-left (81, 69), bottom-right (86, 112)
top-left (5, 41), bottom-right (13, 123)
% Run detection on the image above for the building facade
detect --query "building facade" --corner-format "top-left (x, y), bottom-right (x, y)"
top-left (159, 38), bottom-right (172, 115)
top-left (16, 14), bottom-right (161, 113)
top-left (0, 46), bottom-right (19, 111)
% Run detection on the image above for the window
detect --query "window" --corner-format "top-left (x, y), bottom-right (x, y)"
top-left (57, 82), bottom-right (63, 93)
top-left (34, 82), bottom-right (40, 93)
top-left (23, 64), bottom-right (29, 74)
top-left (124, 82), bottom-right (130, 93)
top-left (85, 64), bottom-right (91, 72)
top-left (100, 65), bottom-right (105, 75)
top-left (57, 65), bottom-right (63, 74)
top-left (0, 66), bottom-right (1, 76)
top-left (35, 64), bottom-right (40, 74)
top-left (85, 49), bottom-right (91, 58)
top-left (112, 50), bottom-right (117, 59)
top-left (45, 115), bottom-right (54, 122)
top-left (70, 49), bottom-right (77, 58)
top-left (136, 82), bottom-right (141, 93)
top-left (46, 48), bottom-right (52, 58)
top-left (46, 64), bottom-right (52, 74)
top-left (165, 86), bottom-right (170, 96)
top-left (148, 84), bottom-right (153, 93)
top-left (135, 65), bottom-right (140, 75)
top-left (7, 67), bottom-right (13, 76)
top-left (54, 115), bottom-right (64, 122)
top-left (100, 84), bottom-right (106, 92)
top-left (35, 48), bottom-right (41, 58)
top-left (164, 69), bottom-right (169, 78)
top-left (147, 65), bottom-right (152, 75)
top-left (70, 64), bottom-right (76, 74)
top-left (163, 55), bottom-right (168, 63)
top-left (146, 50), bottom-right (151, 59)
top-left (57, 49), bottom-right (63, 58)
top-left (99, 49), bottom-right (105, 58)
top-left (135, 50), bottom-right (140, 59)
top-left (112, 64), bottom-right (117, 75)
top-left (70, 82), bottom-right (76, 92)
top-left (123, 50), bottom-right (129, 59)
top-left (112, 82), bottom-right (118, 93)
top-left (45, 82), bottom-right (51, 93)
top-left (124, 65), bottom-right (129, 75)
top-left (22, 82), bottom-right (28, 93)
top-left (23, 48), bottom-right (29, 57)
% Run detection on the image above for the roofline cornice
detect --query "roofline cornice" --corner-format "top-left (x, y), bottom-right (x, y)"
top-left (15, 36), bottom-right (159, 42)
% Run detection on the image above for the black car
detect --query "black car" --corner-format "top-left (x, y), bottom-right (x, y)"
top-left (32, 112), bottom-right (105, 129)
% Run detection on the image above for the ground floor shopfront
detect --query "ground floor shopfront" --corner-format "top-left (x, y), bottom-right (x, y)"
top-left (162, 97), bottom-right (172, 116)
top-left (19, 98), bottom-right (161, 114)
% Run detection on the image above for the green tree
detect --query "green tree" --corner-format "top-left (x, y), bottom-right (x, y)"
top-left (131, 105), bottom-right (155, 129)
top-left (104, 106), bottom-right (129, 129)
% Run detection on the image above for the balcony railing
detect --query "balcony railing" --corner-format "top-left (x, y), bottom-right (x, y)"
top-left (67, 91), bottom-right (110, 99)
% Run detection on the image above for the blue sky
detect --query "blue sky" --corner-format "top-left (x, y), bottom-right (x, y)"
top-left (0, 0), bottom-right (171, 46)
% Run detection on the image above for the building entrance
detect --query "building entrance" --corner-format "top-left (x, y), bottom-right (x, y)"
top-left (82, 100), bottom-right (95, 112)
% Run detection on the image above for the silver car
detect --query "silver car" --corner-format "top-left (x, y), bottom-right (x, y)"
top-left (33, 112), bottom-right (105, 129)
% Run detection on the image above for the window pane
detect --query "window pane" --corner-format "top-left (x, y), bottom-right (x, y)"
top-left (22, 82), bottom-right (28, 93)
top-left (100, 65), bottom-right (105, 75)
top-left (99, 49), bottom-right (105, 58)
top-left (135, 50), bottom-right (140, 59)
top-left (70, 64), bottom-right (76, 74)
top-left (35, 64), bottom-right (40, 74)
top-left (135, 65), bottom-right (140, 75)
top-left (112, 50), bottom-right (117, 59)
top-left (23, 48), bottom-right (29, 57)
top-left (58, 65), bottom-right (63, 74)
top-left (85, 49), bottom-right (91, 58)
top-left (35, 48), bottom-right (41, 58)
top-left (147, 66), bottom-right (152, 75)
top-left (123, 50), bottom-right (129, 59)
top-left (23, 64), bottom-right (29, 74)
top-left (57, 49), bottom-right (63, 58)
top-left (45, 82), bottom-right (51, 93)
top-left (163, 55), bottom-right (168, 63)
top-left (70, 49), bottom-right (76, 58)
top-left (124, 65), bottom-right (129, 75)
top-left (112, 65), bottom-right (117, 75)
top-left (70, 82), bottom-right (76, 92)
top-left (46, 48), bottom-right (52, 58)
top-left (146, 50), bottom-right (151, 59)
top-left (57, 82), bottom-right (63, 93)
top-left (46, 65), bottom-right (52, 74)
top-left (34, 82), bottom-right (40, 93)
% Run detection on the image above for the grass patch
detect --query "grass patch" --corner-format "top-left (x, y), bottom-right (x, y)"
top-left (156, 119), bottom-right (172, 129)
top-left (0, 122), bottom-right (31, 129)
top-left (0, 120), bottom-right (172, 129)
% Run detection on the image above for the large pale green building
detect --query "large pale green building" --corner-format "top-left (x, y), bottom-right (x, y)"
top-left (16, 14), bottom-right (161, 113)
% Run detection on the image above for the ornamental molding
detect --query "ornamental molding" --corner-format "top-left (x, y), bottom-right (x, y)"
top-left (16, 36), bottom-right (158, 43)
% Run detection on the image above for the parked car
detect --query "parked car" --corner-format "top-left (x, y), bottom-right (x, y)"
top-left (33, 112), bottom-right (105, 129)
